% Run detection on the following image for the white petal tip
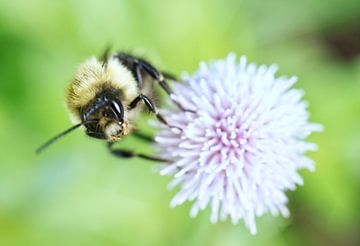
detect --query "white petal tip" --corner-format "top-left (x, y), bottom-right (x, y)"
top-left (210, 218), bottom-right (217, 224)
top-left (169, 201), bottom-right (178, 208)
top-left (159, 170), bottom-right (167, 176)
top-left (171, 127), bottom-right (182, 134)
top-left (313, 124), bottom-right (325, 132)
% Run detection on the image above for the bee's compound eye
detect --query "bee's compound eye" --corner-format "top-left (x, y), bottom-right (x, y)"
top-left (103, 107), bottom-right (114, 118)
top-left (84, 121), bottom-right (98, 132)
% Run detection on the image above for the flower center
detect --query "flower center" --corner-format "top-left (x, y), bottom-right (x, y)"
top-left (202, 114), bottom-right (250, 162)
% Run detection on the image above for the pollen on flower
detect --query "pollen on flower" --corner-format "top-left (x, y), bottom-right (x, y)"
top-left (154, 54), bottom-right (323, 235)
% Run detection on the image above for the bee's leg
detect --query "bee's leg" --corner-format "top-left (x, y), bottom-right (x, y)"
top-left (128, 94), bottom-right (181, 131)
top-left (136, 61), bottom-right (195, 113)
top-left (107, 142), bottom-right (168, 162)
top-left (132, 131), bottom-right (154, 143)
top-left (133, 65), bottom-right (177, 92)
top-left (115, 52), bottom-right (194, 113)
top-left (161, 72), bottom-right (177, 81)
top-left (99, 45), bottom-right (112, 66)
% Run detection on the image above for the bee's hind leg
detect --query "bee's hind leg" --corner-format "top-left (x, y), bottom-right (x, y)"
top-left (107, 142), bottom-right (168, 162)
top-left (136, 60), bottom-right (195, 113)
top-left (132, 131), bottom-right (154, 143)
top-left (115, 52), bottom-right (194, 113)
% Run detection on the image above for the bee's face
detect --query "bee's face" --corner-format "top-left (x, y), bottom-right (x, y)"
top-left (82, 94), bottom-right (127, 141)
top-left (84, 119), bottom-right (129, 141)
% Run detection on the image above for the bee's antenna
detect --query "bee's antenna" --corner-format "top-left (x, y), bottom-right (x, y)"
top-left (36, 122), bottom-right (88, 155)
top-left (100, 44), bottom-right (112, 67)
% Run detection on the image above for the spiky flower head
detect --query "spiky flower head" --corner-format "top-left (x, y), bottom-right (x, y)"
top-left (154, 54), bottom-right (322, 235)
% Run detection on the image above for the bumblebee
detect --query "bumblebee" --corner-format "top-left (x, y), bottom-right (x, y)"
top-left (36, 51), bottom-right (184, 161)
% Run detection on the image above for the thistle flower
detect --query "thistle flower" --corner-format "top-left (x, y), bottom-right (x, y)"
top-left (154, 54), bottom-right (322, 235)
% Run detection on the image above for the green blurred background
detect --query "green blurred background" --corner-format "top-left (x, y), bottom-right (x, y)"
top-left (0, 0), bottom-right (359, 245)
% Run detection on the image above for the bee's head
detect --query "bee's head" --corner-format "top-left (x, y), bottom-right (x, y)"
top-left (82, 93), bottom-right (128, 141)
top-left (36, 91), bottom-right (129, 155)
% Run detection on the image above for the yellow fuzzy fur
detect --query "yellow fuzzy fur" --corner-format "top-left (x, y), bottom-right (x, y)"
top-left (65, 56), bottom-right (139, 123)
